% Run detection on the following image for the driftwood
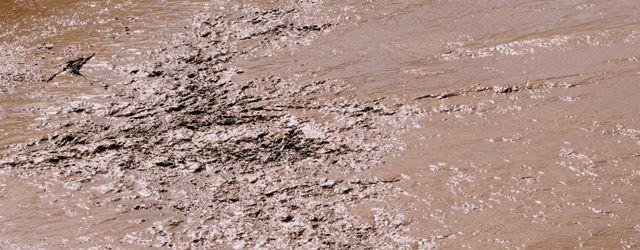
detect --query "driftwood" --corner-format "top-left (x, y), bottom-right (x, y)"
top-left (46, 53), bottom-right (95, 82)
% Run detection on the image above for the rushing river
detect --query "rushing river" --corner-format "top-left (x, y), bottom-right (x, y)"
top-left (1, 0), bottom-right (640, 248)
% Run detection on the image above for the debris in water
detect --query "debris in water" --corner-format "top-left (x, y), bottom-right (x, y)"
top-left (46, 53), bottom-right (96, 82)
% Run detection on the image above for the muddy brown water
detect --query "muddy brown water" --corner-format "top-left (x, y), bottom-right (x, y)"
top-left (1, 0), bottom-right (216, 147)
top-left (2, 0), bottom-right (640, 248)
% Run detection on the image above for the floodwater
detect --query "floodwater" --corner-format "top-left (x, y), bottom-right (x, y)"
top-left (0, 0), bottom-right (215, 147)
top-left (2, 0), bottom-right (640, 248)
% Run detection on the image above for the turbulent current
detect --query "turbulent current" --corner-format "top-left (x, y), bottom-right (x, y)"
top-left (1, 0), bottom-right (640, 248)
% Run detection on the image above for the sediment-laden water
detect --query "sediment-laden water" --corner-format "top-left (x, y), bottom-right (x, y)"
top-left (1, 1), bottom-right (640, 248)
